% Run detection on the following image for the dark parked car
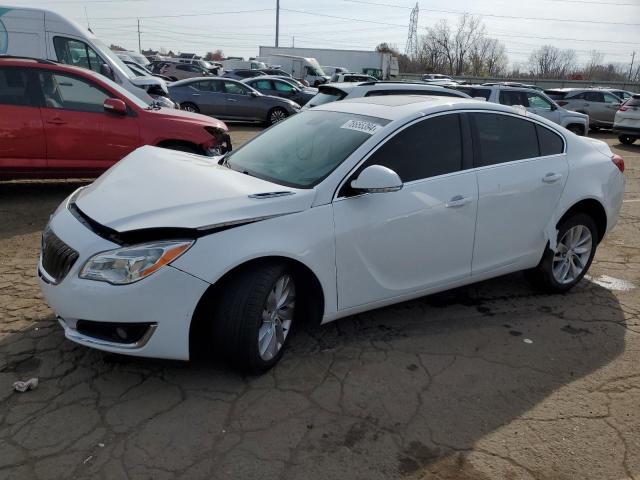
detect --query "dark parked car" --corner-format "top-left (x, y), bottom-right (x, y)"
top-left (222, 69), bottom-right (267, 80)
top-left (168, 77), bottom-right (300, 125)
top-left (241, 76), bottom-right (316, 106)
top-left (260, 68), bottom-right (291, 77)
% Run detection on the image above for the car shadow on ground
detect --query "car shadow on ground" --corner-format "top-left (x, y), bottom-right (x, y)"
top-left (0, 270), bottom-right (627, 479)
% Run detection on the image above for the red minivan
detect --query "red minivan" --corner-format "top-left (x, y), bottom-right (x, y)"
top-left (0, 57), bottom-right (231, 180)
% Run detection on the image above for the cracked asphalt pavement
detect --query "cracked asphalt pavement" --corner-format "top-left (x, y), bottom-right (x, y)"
top-left (1, 129), bottom-right (639, 479)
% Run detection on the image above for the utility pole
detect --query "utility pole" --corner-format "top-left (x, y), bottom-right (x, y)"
top-left (629, 51), bottom-right (636, 81)
top-left (275, 0), bottom-right (280, 47)
top-left (84, 6), bottom-right (90, 30)
top-left (137, 18), bottom-right (141, 53)
top-left (292, 36), bottom-right (295, 47)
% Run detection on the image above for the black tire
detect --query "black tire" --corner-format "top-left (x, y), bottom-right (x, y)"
top-left (566, 124), bottom-right (584, 136)
top-left (619, 135), bottom-right (636, 145)
top-left (161, 143), bottom-right (200, 154)
top-left (266, 107), bottom-right (288, 126)
top-left (526, 213), bottom-right (598, 293)
top-left (590, 125), bottom-right (601, 132)
top-left (180, 102), bottom-right (199, 113)
top-left (212, 262), bottom-right (297, 373)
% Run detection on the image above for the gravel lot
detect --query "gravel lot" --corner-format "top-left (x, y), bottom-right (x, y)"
top-left (1, 129), bottom-right (639, 480)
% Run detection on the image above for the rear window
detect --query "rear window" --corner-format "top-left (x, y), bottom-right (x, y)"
top-left (625, 96), bottom-right (640, 107)
top-left (536, 125), bottom-right (564, 156)
top-left (545, 90), bottom-right (568, 100)
top-left (364, 89), bottom-right (461, 98)
top-left (471, 113), bottom-right (540, 167)
top-left (456, 87), bottom-right (490, 100)
top-left (0, 68), bottom-right (39, 107)
top-left (308, 87), bottom-right (347, 107)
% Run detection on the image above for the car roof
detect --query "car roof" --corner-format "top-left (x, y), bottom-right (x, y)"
top-left (313, 95), bottom-right (513, 120)
top-left (169, 76), bottom-right (232, 87)
top-left (0, 56), bottom-right (106, 81)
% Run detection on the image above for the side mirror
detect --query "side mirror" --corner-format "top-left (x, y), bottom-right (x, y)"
top-left (103, 98), bottom-right (127, 115)
top-left (350, 165), bottom-right (403, 193)
top-left (550, 104), bottom-right (558, 111)
top-left (100, 63), bottom-right (114, 80)
top-left (250, 91), bottom-right (259, 98)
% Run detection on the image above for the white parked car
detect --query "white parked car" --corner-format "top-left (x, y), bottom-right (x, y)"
top-left (39, 96), bottom-right (625, 372)
top-left (454, 85), bottom-right (589, 135)
top-left (613, 94), bottom-right (640, 145)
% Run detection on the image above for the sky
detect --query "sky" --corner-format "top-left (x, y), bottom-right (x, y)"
top-left (5, 0), bottom-right (640, 68)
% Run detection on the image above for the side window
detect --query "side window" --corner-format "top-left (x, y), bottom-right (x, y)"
top-left (0, 68), bottom-right (40, 107)
top-left (499, 90), bottom-right (527, 107)
top-left (471, 113), bottom-right (539, 167)
top-left (364, 114), bottom-right (463, 182)
top-left (471, 88), bottom-right (491, 100)
top-left (38, 72), bottom-right (109, 113)
top-left (53, 37), bottom-right (102, 73)
top-left (195, 80), bottom-right (221, 92)
top-left (274, 81), bottom-right (295, 92)
top-left (584, 91), bottom-right (604, 102)
top-left (604, 93), bottom-right (620, 104)
top-left (527, 93), bottom-right (553, 110)
top-left (176, 65), bottom-right (189, 71)
top-left (224, 81), bottom-right (248, 95)
top-left (536, 125), bottom-right (564, 156)
top-left (255, 79), bottom-right (273, 90)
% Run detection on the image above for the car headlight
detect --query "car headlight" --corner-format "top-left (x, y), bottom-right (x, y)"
top-left (79, 240), bottom-right (193, 285)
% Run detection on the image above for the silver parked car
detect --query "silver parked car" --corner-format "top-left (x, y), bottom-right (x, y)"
top-left (168, 77), bottom-right (300, 125)
top-left (545, 88), bottom-right (622, 130)
top-left (161, 62), bottom-right (211, 81)
top-left (241, 76), bottom-right (316, 106)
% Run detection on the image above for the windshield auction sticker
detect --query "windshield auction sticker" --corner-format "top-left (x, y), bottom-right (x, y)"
top-left (341, 119), bottom-right (383, 135)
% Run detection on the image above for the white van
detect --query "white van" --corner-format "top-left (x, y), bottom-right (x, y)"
top-left (220, 59), bottom-right (267, 71)
top-left (256, 54), bottom-right (329, 86)
top-left (0, 6), bottom-right (165, 101)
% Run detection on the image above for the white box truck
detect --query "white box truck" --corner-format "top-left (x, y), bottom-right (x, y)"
top-left (0, 5), bottom-right (165, 101)
top-left (258, 46), bottom-right (399, 80)
top-left (255, 53), bottom-right (330, 87)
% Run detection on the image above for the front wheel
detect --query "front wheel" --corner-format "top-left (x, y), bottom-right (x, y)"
top-left (180, 102), bottom-right (199, 113)
top-left (267, 107), bottom-right (288, 126)
top-left (619, 135), bottom-right (637, 145)
top-left (212, 263), bottom-right (297, 372)
top-left (566, 124), bottom-right (584, 136)
top-left (526, 213), bottom-right (597, 293)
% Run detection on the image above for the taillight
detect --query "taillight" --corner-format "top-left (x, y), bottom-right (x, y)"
top-left (612, 154), bottom-right (624, 173)
top-left (557, 100), bottom-right (568, 107)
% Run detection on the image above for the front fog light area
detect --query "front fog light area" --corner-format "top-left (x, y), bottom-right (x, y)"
top-left (79, 240), bottom-right (193, 285)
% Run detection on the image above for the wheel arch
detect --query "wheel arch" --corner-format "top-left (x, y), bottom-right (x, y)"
top-left (556, 198), bottom-right (607, 243)
top-left (189, 255), bottom-right (326, 357)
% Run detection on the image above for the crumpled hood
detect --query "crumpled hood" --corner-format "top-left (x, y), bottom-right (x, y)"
top-left (75, 146), bottom-right (315, 232)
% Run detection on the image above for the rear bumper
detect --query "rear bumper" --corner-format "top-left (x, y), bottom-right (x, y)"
top-left (613, 126), bottom-right (640, 137)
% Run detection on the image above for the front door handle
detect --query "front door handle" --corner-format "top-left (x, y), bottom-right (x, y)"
top-left (446, 195), bottom-right (471, 208)
top-left (46, 117), bottom-right (67, 125)
top-left (226, 98), bottom-right (238, 102)
top-left (192, 93), bottom-right (200, 96)
top-left (542, 172), bottom-right (562, 183)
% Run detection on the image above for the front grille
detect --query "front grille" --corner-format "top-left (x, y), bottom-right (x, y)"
top-left (41, 228), bottom-right (79, 284)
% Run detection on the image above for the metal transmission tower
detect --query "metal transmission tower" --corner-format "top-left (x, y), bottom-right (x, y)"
top-left (404, 2), bottom-right (419, 59)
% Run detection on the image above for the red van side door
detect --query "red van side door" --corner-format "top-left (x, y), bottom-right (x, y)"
top-left (0, 67), bottom-right (47, 177)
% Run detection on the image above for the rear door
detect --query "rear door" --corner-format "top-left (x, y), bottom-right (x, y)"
top-left (583, 91), bottom-right (607, 122)
top-left (191, 79), bottom-right (226, 116)
top-left (470, 112), bottom-right (568, 274)
top-left (0, 67), bottom-right (47, 175)
top-left (222, 81), bottom-right (258, 120)
top-left (525, 91), bottom-right (561, 124)
top-left (37, 70), bottom-right (140, 173)
top-left (602, 92), bottom-right (622, 124)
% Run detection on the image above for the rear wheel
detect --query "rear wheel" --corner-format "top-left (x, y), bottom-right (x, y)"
top-left (590, 125), bottom-right (601, 132)
top-left (267, 107), bottom-right (288, 126)
top-left (526, 213), bottom-right (597, 293)
top-left (180, 102), bottom-right (199, 113)
top-left (619, 135), bottom-right (637, 145)
top-left (212, 263), bottom-right (297, 373)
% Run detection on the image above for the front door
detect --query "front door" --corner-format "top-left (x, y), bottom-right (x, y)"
top-left (0, 67), bottom-right (47, 175)
top-left (525, 91), bottom-right (561, 124)
top-left (333, 113), bottom-right (478, 310)
top-left (37, 71), bottom-right (139, 173)
top-left (469, 112), bottom-right (569, 274)
top-left (222, 81), bottom-right (258, 121)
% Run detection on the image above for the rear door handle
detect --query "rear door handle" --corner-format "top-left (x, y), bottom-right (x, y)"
top-left (446, 195), bottom-right (471, 208)
top-left (46, 117), bottom-right (67, 125)
top-left (192, 93), bottom-right (200, 96)
top-left (542, 172), bottom-right (562, 183)
top-left (226, 98), bottom-right (238, 102)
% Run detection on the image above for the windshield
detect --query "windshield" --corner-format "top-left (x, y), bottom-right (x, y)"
top-left (226, 111), bottom-right (389, 188)
top-left (307, 59), bottom-right (326, 76)
top-left (127, 52), bottom-right (150, 66)
top-left (92, 38), bottom-right (137, 80)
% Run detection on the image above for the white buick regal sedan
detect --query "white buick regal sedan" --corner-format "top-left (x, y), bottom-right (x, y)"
top-left (39, 96), bottom-right (625, 372)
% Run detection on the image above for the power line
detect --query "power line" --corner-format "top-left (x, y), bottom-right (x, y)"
top-left (342, 0), bottom-right (640, 25)
top-left (87, 8), bottom-right (275, 21)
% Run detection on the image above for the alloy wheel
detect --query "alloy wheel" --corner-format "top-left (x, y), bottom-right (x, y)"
top-left (269, 109), bottom-right (287, 124)
top-left (258, 274), bottom-right (295, 361)
top-left (552, 225), bottom-right (593, 284)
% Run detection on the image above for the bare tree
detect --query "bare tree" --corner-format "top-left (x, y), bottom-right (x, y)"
top-left (529, 45), bottom-right (576, 78)
top-left (584, 50), bottom-right (604, 79)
